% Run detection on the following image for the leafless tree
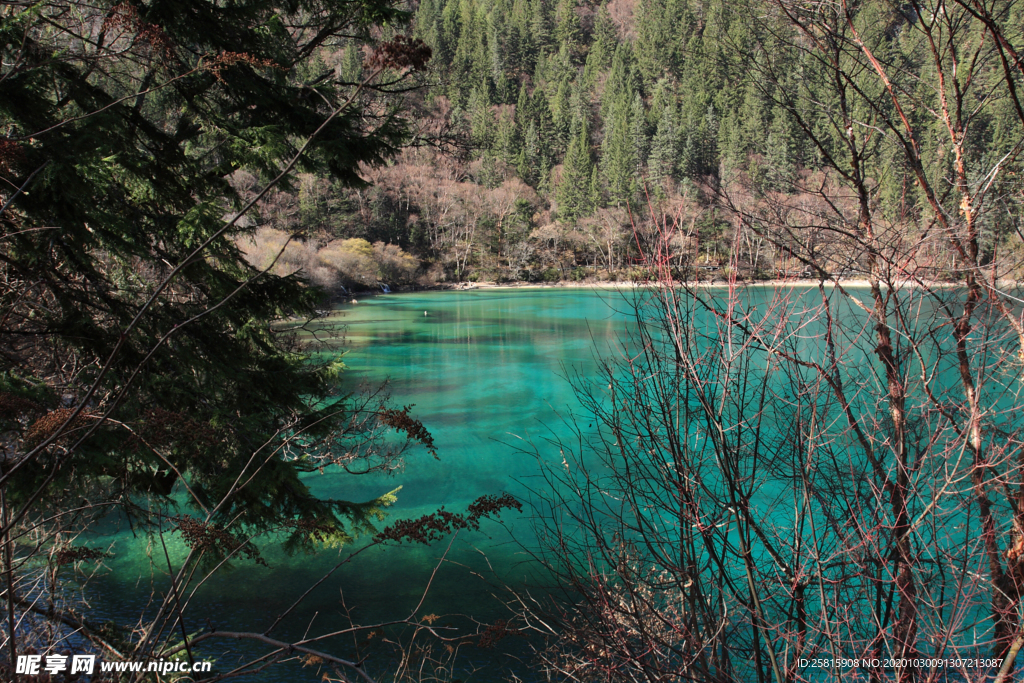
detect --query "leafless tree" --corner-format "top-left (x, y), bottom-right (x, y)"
top-left (519, 1), bottom-right (1024, 681)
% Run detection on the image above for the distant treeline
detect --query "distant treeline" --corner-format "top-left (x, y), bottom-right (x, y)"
top-left (242, 0), bottom-right (1024, 287)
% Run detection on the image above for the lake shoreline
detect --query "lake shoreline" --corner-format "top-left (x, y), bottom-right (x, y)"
top-left (343, 276), bottom-right (1004, 298)
top-left (433, 278), bottom-right (876, 290)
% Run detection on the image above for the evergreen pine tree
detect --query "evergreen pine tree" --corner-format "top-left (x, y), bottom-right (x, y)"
top-left (479, 150), bottom-right (501, 187)
top-left (532, 89), bottom-right (556, 163)
top-left (533, 50), bottom-right (549, 87)
top-left (554, 0), bottom-right (582, 57)
top-left (634, 0), bottom-right (692, 83)
top-left (557, 118), bottom-right (595, 221)
top-left (679, 128), bottom-right (699, 179)
top-left (519, 120), bottom-right (542, 184)
top-left (516, 82), bottom-right (532, 126)
top-left (551, 77), bottom-right (573, 157)
top-left (495, 106), bottom-right (520, 163)
top-left (489, 15), bottom-right (511, 102)
top-left (341, 42), bottom-right (363, 83)
top-left (439, 0), bottom-right (462, 67)
top-left (469, 83), bottom-right (495, 148)
top-left (649, 78), bottom-right (675, 126)
top-left (648, 103), bottom-right (680, 184)
top-left (593, 3), bottom-right (617, 57)
top-left (453, 0), bottom-right (490, 87)
top-left (582, 5), bottom-right (615, 90)
top-left (601, 43), bottom-right (639, 122)
top-left (764, 105), bottom-right (796, 190)
top-left (582, 44), bottom-right (606, 93)
top-left (570, 76), bottom-right (590, 130)
top-left (416, 0), bottom-right (439, 42)
top-left (515, 148), bottom-right (530, 183)
top-left (697, 104), bottom-right (720, 177)
top-left (739, 81), bottom-right (767, 161)
top-left (509, 0), bottom-right (534, 71)
top-left (601, 82), bottom-right (635, 206)
top-left (530, 0), bottom-right (551, 53)
top-left (629, 92), bottom-right (650, 177)
top-left (717, 112), bottom-right (745, 174)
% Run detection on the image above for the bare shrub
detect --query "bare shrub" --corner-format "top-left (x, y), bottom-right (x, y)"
top-left (238, 227), bottom-right (319, 279)
top-left (373, 242), bottom-right (420, 283)
top-left (318, 238), bottom-right (378, 286)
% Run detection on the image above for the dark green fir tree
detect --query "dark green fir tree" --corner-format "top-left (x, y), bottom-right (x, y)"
top-left (557, 118), bottom-right (595, 221)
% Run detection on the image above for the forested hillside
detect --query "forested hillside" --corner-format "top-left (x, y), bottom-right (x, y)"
top-left (247, 0), bottom-right (1024, 286)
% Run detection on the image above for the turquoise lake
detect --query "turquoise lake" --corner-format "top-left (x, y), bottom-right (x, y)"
top-left (86, 288), bottom-right (649, 680)
top-left (79, 285), bottom-right (1024, 681)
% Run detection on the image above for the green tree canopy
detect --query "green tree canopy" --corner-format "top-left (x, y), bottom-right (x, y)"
top-left (0, 0), bottom-right (431, 548)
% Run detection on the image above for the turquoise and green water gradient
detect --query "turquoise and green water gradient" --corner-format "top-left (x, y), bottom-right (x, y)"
top-left (83, 286), bottom-right (1021, 680)
top-left (85, 289), bottom-right (641, 679)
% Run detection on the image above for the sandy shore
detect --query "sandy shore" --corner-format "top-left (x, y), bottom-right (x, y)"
top-left (403, 278), bottom-right (893, 291)
top-left (342, 276), bottom-right (1021, 299)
